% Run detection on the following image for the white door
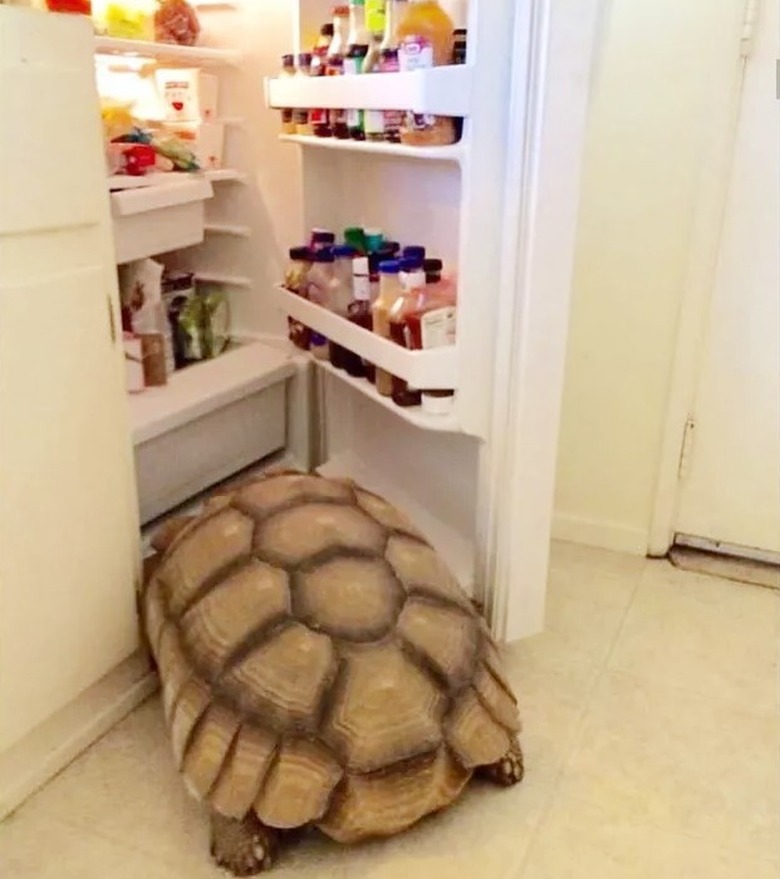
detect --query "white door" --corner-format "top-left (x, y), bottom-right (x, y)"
top-left (0, 8), bottom-right (141, 753)
top-left (675, 0), bottom-right (780, 556)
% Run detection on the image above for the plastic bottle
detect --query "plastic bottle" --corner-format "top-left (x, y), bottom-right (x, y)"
top-left (405, 258), bottom-right (456, 413)
top-left (294, 53), bottom-right (314, 136)
top-left (307, 248), bottom-right (337, 308)
top-left (311, 24), bottom-right (334, 138)
top-left (347, 256), bottom-right (373, 380)
top-left (388, 260), bottom-right (424, 407)
top-left (396, 0), bottom-right (456, 146)
top-left (279, 54), bottom-right (296, 135)
top-left (379, 47), bottom-right (403, 143)
top-left (345, 0), bottom-right (371, 140)
top-left (284, 246), bottom-right (313, 351)
top-left (372, 260), bottom-right (402, 396)
top-left (328, 244), bottom-right (357, 371)
top-left (309, 229), bottom-right (336, 251)
top-left (327, 5), bottom-right (351, 140)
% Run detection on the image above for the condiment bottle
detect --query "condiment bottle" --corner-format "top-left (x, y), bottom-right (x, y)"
top-left (279, 54), bottom-right (296, 136)
top-left (405, 258), bottom-right (456, 413)
top-left (363, 0), bottom-right (402, 139)
top-left (388, 262), bottom-right (423, 407)
top-left (372, 260), bottom-right (402, 396)
top-left (345, 0), bottom-right (371, 140)
top-left (307, 248), bottom-right (337, 308)
top-left (396, 0), bottom-right (456, 146)
top-left (344, 226), bottom-right (367, 254)
top-left (327, 5), bottom-right (350, 140)
top-left (293, 53), bottom-right (314, 136)
top-left (347, 256), bottom-right (373, 380)
top-left (284, 246), bottom-right (313, 351)
top-left (311, 24), bottom-right (334, 137)
top-left (309, 228), bottom-right (336, 251)
top-left (364, 227), bottom-right (384, 253)
top-left (328, 244), bottom-right (357, 371)
top-left (379, 48), bottom-right (402, 142)
top-left (310, 332), bottom-right (330, 361)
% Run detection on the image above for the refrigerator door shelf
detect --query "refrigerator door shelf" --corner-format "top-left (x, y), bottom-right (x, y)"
top-left (314, 359), bottom-right (461, 434)
top-left (279, 134), bottom-right (464, 164)
top-left (110, 175), bottom-right (213, 263)
top-left (274, 285), bottom-right (457, 391)
top-left (266, 66), bottom-right (472, 116)
top-left (94, 36), bottom-right (240, 67)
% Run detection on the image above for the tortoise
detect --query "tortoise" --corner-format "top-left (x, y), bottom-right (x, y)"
top-left (142, 470), bottom-right (524, 875)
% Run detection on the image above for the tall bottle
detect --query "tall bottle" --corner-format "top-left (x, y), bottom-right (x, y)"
top-left (372, 260), bottom-right (402, 396)
top-left (344, 0), bottom-right (371, 140)
top-left (348, 256), bottom-right (373, 380)
top-left (389, 256), bottom-right (425, 407)
top-left (363, 0), bottom-right (386, 73)
top-left (396, 0), bottom-right (456, 146)
top-left (311, 23), bottom-right (335, 138)
top-left (364, 0), bottom-right (403, 143)
top-left (328, 244), bottom-right (357, 371)
top-left (327, 5), bottom-right (351, 140)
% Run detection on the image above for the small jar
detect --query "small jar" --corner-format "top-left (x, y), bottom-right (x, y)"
top-left (294, 53), bottom-right (314, 136)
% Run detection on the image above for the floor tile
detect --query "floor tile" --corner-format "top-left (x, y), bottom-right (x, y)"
top-left (345, 780), bottom-right (552, 879)
top-left (548, 541), bottom-right (646, 609)
top-left (0, 806), bottom-right (177, 879)
top-left (502, 639), bottom-right (598, 785)
top-left (608, 560), bottom-right (780, 713)
top-left (519, 793), bottom-right (780, 879)
top-left (557, 671), bottom-right (780, 857)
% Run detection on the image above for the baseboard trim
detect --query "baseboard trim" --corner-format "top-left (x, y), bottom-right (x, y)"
top-left (552, 512), bottom-right (648, 556)
top-left (0, 652), bottom-right (158, 820)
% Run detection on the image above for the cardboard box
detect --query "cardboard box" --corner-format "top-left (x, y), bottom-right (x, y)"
top-left (156, 68), bottom-right (219, 123)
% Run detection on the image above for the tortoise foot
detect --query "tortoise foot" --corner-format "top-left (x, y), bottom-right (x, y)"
top-left (210, 812), bottom-right (278, 876)
top-left (480, 738), bottom-right (525, 787)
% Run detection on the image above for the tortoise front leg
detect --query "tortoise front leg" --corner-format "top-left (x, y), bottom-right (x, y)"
top-left (210, 811), bottom-right (279, 875)
top-left (479, 736), bottom-right (525, 787)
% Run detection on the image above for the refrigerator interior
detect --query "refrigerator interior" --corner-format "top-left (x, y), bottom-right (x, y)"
top-left (107, 0), bottom-right (520, 599)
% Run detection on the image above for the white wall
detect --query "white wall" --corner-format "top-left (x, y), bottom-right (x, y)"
top-left (552, 0), bottom-right (746, 554)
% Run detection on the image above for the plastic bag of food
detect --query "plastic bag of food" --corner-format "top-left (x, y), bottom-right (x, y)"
top-left (155, 0), bottom-right (200, 46)
top-left (197, 283), bottom-right (230, 358)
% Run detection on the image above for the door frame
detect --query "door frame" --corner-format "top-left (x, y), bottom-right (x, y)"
top-left (481, 0), bottom-right (604, 642)
top-left (647, 8), bottom-right (754, 557)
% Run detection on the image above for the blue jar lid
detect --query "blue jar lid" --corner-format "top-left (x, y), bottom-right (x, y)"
top-left (378, 259), bottom-right (401, 274)
top-left (332, 245), bottom-right (356, 258)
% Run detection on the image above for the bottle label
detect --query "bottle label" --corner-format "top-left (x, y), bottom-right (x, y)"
top-left (398, 36), bottom-right (434, 71)
top-left (420, 307), bottom-right (457, 349)
top-left (343, 56), bottom-right (364, 76)
top-left (364, 109), bottom-right (384, 136)
top-left (353, 275), bottom-right (371, 301)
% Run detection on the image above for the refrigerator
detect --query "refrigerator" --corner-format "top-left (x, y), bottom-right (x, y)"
top-left (0, 0), bottom-right (600, 812)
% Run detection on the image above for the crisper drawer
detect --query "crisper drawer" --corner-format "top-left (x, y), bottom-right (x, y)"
top-left (135, 382), bottom-right (286, 525)
top-left (110, 176), bottom-right (213, 264)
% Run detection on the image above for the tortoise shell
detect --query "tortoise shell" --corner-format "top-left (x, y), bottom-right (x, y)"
top-left (143, 472), bottom-right (521, 844)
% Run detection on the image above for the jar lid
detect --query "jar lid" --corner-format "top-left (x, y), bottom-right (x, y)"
top-left (402, 245), bottom-right (426, 260)
top-left (281, 53), bottom-right (295, 66)
top-left (379, 260), bottom-right (401, 274)
top-left (399, 257), bottom-right (421, 272)
top-left (289, 246), bottom-right (311, 260)
top-left (424, 258), bottom-right (443, 272)
top-left (298, 52), bottom-right (313, 65)
top-left (313, 249), bottom-right (335, 262)
top-left (311, 229), bottom-right (335, 242)
top-left (332, 244), bottom-right (356, 258)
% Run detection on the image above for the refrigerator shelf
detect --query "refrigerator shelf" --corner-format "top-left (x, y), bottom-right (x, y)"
top-left (128, 340), bottom-right (294, 446)
top-left (266, 66), bottom-right (472, 116)
top-left (94, 36), bottom-right (240, 67)
top-left (314, 359), bottom-right (460, 433)
top-left (273, 286), bottom-right (457, 390)
top-left (279, 134), bottom-right (464, 164)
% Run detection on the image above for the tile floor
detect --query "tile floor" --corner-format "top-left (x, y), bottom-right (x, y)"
top-left (1, 542), bottom-right (778, 878)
